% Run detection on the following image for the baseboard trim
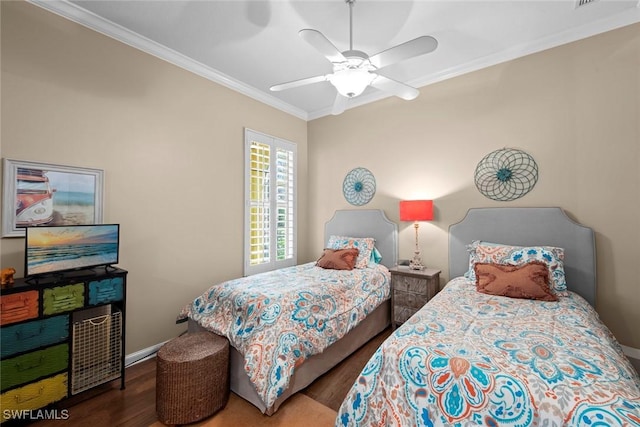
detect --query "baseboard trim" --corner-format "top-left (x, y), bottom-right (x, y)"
top-left (621, 344), bottom-right (640, 361)
top-left (125, 340), bottom-right (169, 367)
top-left (126, 342), bottom-right (640, 368)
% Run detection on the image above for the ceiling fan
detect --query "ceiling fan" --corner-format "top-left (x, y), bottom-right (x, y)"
top-left (270, 0), bottom-right (438, 115)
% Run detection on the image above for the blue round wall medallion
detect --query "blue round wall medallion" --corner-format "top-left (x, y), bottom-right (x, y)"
top-left (343, 167), bottom-right (376, 206)
top-left (474, 148), bottom-right (538, 201)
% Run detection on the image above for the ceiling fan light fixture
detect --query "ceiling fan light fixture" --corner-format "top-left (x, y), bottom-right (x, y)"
top-left (270, 0), bottom-right (437, 110)
top-left (328, 68), bottom-right (375, 98)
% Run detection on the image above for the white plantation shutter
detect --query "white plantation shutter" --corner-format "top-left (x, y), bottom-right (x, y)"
top-left (248, 141), bottom-right (271, 266)
top-left (244, 129), bottom-right (296, 276)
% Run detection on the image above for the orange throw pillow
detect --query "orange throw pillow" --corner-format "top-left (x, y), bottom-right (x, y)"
top-left (316, 248), bottom-right (360, 270)
top-left (474, 261), bottom-right (558, 301)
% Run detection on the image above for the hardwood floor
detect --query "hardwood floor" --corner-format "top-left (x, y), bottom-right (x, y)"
top-left (30, 328), bottom-right (391, 426)
top-left (30, 355), bottom-right (158, 427)
top-left (302, 328), bottom-right (390, 411)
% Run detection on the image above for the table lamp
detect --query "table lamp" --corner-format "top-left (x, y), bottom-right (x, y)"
top-left (399, 200), bottom-right (433, 270)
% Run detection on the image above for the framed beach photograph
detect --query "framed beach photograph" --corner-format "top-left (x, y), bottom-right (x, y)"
top-left (2, 159), bottom-right (104, 237)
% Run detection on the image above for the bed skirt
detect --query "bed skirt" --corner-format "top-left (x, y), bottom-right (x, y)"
top-left (188, 298), bottom-right (390, 415)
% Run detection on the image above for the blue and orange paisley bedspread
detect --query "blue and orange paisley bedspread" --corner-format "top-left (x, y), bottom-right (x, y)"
top-left (179, 262), bottom-right (390, 410)
top-left (337, 277), bottom-right (640, 426)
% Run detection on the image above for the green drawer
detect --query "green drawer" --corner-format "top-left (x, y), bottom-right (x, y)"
top-left (43, 284), bottom-right (84, 315)
top-left (1, 344), bottom-right (68, 392)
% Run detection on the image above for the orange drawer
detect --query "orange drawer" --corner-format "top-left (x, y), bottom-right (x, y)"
top-left (0, 291), bottom-right (39, 326)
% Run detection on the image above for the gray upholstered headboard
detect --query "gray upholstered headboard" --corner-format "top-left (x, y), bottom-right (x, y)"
top-left (449, 207), bottom-right (596, 306)
top-left (324, 209), bottom-right (398, 269)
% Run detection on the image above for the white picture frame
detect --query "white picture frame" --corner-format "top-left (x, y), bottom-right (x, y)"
top-left (2, 159), bottom-right (104, 237)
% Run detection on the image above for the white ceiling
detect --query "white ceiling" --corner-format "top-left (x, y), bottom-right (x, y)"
top-left (31, 0), bottom-right (640, 120)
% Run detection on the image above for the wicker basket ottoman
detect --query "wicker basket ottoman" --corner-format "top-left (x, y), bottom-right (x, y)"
top-left (156, 332), bottom-right (229, 425)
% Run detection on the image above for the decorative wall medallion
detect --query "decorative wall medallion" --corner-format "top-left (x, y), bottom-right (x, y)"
top-left (474, 148), bottom-right (538, 201)
top-left (343, 167), bottom-right (376, 206)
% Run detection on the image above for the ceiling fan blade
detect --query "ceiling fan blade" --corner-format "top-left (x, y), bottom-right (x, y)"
top-left (331, 93), bottom-right (349, 115)
top-left (299, 29), bottom-right (347, 63)
top-left (270, 75), bottom-right (327, 92)
top-left (369, 36), bottom-right (438, 69)
top-left (371, 75), bottom-right (420, 100)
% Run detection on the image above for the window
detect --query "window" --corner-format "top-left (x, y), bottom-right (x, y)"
top-left (244, 129), bottom-right (296, 276)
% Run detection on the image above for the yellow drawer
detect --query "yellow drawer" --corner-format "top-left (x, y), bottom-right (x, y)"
top-left (0, 373), bottom-right (67, 422)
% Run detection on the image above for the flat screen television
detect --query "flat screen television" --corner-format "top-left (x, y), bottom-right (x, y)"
top-left (25, 224), bottom-right (120, 277)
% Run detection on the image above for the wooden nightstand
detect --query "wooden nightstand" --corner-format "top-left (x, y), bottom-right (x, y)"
top-left (390, 266), bottom-right (441, 329)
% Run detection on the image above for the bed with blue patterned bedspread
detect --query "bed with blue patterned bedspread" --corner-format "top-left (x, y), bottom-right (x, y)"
top-left (336, 276), bottom-right (640, 426)
top-left (179, 261), bottom-right (390, 412)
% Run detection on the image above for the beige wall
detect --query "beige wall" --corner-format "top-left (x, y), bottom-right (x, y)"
top-left (0, 2), bottom-right (308, 354)
top-left (1, 1), bottom-right (638, 355)
top-left (308, 23), bottom-right (640, 348)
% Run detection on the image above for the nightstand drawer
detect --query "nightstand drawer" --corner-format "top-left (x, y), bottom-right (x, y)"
top-left (393, 289), bottom-right (428, 309)
top-left (393, 274), bottom-right (427, 293)
top-left (394, 306), bottom-right (419, 325)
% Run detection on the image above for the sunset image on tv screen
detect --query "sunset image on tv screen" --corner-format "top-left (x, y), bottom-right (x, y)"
top-left (26, 225), bottom-right (119, 276)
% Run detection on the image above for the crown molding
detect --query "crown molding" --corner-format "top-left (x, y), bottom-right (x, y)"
top-left (308, 7), bottom-right (640, 120)
top-left (28, 1), bottom-right (640, 122)
top-left (28, 0), bottom-right (309, 121)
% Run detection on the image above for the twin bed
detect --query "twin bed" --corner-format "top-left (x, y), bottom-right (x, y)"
top-left (337, 207), bottom-right (640, 426)
top-left (182, 209), bottom-right (398, 414)
top-left (180, 207), bottom-right (640, 424)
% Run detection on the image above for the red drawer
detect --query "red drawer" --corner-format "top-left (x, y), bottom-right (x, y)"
top-left (0, 291), bottom-right (39, 326)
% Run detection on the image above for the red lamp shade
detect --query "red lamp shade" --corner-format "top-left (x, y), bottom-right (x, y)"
top-left (399, 200), bottom-right (433, 222)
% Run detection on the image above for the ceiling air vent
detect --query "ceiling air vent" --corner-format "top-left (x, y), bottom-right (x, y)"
top-left (575, 0), bottom-right (599, 8)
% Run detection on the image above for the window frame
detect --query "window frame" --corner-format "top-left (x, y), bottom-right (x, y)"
top-left (243, 128), bottom-right (297, 276)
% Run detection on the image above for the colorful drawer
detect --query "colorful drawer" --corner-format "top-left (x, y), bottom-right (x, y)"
top-left (0, 290), bottom-right (39, 326)
top-left (1, 344), bottom-right (68, 392)
top-left (0, 373), bottom-right (67, 421)
top-left (43, 284), bottom-right (84, 315)
top-left (88, 277), bottom-right (124, 305)
top-left (1, 315), bottom-right (69, 358)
